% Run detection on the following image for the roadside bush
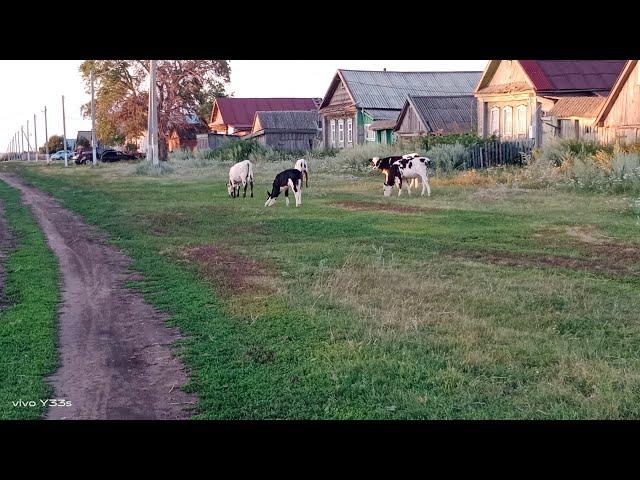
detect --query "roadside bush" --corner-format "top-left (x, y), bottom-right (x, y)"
top-left (134, 161), bottom-right (175, 176)
top-left (425, 143), bottom-right (468, 173)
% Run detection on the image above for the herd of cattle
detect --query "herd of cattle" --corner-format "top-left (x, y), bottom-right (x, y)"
top-left (226, 153), bottom-right (432, 207)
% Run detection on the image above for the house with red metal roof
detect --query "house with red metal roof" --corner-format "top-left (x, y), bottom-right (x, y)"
top-left (208, 97), bottom-right (321, 136)
top-left (593, 60), bottom-right (640, 145)
top-left (475, 60), bottom-right (626, 145)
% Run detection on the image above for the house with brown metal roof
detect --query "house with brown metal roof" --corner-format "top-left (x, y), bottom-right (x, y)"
top-left (208, 97), bottom-right (321, 136)
top-left (394, 95), bottom-right (477, 139)
top-left (318, 69), bottom-right (482, 148)
top-left (475, 60), bottom-right (626, 145)
top-left (593, 60), bottom-right (640, 145)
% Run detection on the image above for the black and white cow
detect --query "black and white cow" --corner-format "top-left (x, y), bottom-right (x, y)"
top-left (227, 159), bottom-right (254, 198)
top-left (390, 157), bottom-right (432, 197)
top-left (371, 153), bottom-right (421, 194)
top-left (265, 168), bottom-right (303, 207)
top-left (294, 158), bottom-right (309, 187)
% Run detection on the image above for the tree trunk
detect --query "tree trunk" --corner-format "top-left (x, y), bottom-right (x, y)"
top-left (159, 135), bottom-right (169, 161)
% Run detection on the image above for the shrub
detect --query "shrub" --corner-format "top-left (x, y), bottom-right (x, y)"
top-left (134, 161), bottom-right (175, 176)
top-left (425, 143), bottom-right (468, 173)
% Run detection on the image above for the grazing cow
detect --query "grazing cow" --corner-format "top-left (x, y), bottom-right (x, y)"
top-left (294, 158), bottom-right (309, 187)
top-left (371, 154), bottom-right (420, 194)
top-left (391, 157), bottom-right (432, 197)
top-left (265, 168), bottom-right (303, 207)
top-left (227, 160), bottom-right (254, 198)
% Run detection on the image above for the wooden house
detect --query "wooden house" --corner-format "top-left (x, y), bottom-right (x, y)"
top-left (594, 60), bottom-right (640, 144)
top-left (394, 95), bottom-right (476, 139)
top-left (318, 69), bottom-right (482, 149)
top-left (475, 60), bottom-right (626, 146)
top-left (168, 115), bottom-right (209, 152)
top-left (244, 110), bottom-right (321, 151)
top-left (208, 97), bottom-right (321, 136)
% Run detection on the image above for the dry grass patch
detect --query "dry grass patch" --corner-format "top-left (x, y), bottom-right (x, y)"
top-left (179, 244), bottom-right (273, 295)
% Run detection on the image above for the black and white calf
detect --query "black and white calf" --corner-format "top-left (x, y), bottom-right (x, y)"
top-left (389, 157), bottom-right (432, 197)
top-left (294, 158), bottom-right (309, 187)
top-left (227, 159), bottom-right (254, 198)
top-left (265, 168), bottom-right (303, 207)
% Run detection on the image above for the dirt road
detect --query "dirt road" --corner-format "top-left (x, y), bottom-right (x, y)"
top-left (0, 173), bottom-right (197, 419)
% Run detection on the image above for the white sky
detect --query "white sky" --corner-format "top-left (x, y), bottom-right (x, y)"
top-left (0, 60), bottom-right (488, 152)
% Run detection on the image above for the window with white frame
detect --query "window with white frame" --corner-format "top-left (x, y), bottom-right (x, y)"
top-left (338, 119), bottom-right (344, 145)
top-left (365, 123), bottom-right (375, 141)
top-left (330, 119), bottom-right (336, 146)
top-left (516, 105), bottom-right (527, 136)
top-left (490, 107), bottom-right (500, 136)
top-left (347, 118), bottom-right (353, 143)
top-left (503, 106), bottom-right (513, 137)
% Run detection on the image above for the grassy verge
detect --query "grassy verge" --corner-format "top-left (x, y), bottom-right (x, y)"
top-left (3, 159), bottom-right (640, 419)
top-left (0, 179), bottom-right (59, 420)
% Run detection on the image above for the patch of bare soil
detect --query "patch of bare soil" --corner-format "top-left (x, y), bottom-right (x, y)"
top-left (0, 173), bottom-right (197, 420)
top-left (449, 245), bottom-right (640, 277)
top-left (330, 201), bottom-right (438, 214)
top-left (0, 201), bottom-right (16, 309)
top-left (180, 244), bottom-right (271, 294)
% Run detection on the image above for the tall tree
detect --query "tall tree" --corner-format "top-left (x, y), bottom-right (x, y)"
top-left (79, 60), bottom-right (230, 160)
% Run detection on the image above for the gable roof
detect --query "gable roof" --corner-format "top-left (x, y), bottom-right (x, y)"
top-left (320, 69), bottom-right (482, 111)
top-left (210, 97), bottom-right (320, 129)
top-left (76, 131), bottom-right (92, 142)
top-left (251, 110), bottom-right (319, 133)
top-left (395, 95), bottom-right (476, 134)
top-left (477, 60), bottom-right (626, 94)
top-left (594, 60), bottom-right (638, 126)
top-left (546, 96), bottom-right (607, 119)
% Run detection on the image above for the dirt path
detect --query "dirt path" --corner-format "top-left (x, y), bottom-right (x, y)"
top-left (0, 173), bottom-right (197, 419)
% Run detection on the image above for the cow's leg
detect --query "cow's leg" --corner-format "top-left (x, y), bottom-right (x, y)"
top-left (295, 179), bottom-right (302, 206)
top-left (396, 177), bottom-right (403, 197)
top-left (285, 188), bottom-right (290, 206)
top-left (421, 174), bottom-right (431, 196)
top-left (243, 181), bottom-right (248, 197)
top-left (250, 179), bottom-right (254, 198)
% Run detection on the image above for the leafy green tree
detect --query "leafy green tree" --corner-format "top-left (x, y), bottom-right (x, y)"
top-left (46, 135), bottom-right (64, 153)
top-left (76, 137), bottom-right (91, 149)
top-left (79, 60), bottom-right (230, 160)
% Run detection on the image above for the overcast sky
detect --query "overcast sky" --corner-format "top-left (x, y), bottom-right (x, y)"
top-left (0, 60), bottom-right (488, 152)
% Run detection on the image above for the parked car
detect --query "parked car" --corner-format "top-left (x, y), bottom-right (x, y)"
top-left (99, 150), bottom-right (136, 162)
top-left (49, 150), bottom-right (75, 161)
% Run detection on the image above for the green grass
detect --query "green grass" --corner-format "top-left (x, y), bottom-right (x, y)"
top-left (2, 159), bottom-right (640, 419)
top-left (0, 180), bottom-right (60, 420)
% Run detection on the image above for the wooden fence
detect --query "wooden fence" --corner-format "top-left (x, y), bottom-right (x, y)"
top-left (463, 139), bottom-right (535, 169)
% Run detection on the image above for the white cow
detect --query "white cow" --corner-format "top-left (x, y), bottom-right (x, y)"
top-left (227, 160), bottom-right (254, 198)
top-left (294, 158), bottom-right (309, 187)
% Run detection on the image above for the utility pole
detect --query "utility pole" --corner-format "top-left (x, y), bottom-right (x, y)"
top-left (90, 69), bottom-right (97, 166)
top-left (20, 126), bottom-right (24, 160)
top-left (147, 60), bottom-right (159, 165)
top-left (33, 114), bottom-right (38, 162)
top-left (62, 95), bottom-right (68, 167)
top-left (26, 120), bottom-right (31, 161)
top-left (43, 106), bottom-right (49, 162)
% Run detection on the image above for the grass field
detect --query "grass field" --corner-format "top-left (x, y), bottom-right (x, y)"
top-left (0, 180), bottom-right (59, 420)
top-left (2, 157), bottom-right (640, 419)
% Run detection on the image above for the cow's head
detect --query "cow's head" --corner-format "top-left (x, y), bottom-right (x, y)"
top-left (227, 180), bottom-right (235, 198)
top-left (265, 190), bottom-right (276, 207)
top-left (370, 157), bottom-right (381, 169)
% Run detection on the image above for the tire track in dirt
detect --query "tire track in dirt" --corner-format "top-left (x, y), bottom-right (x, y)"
top-left (0, 173), bottom-right (197, 419)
